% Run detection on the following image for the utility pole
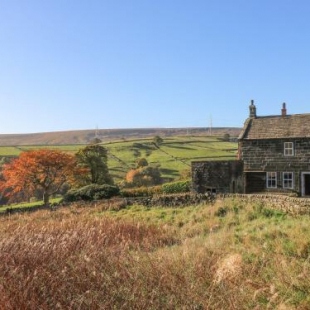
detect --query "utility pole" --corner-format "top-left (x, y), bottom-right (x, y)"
top-left (209, 115), bottom-right (212, 136)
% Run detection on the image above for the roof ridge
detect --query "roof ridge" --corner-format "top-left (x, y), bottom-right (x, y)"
top-left (239, 113), bottom-right (310, 140)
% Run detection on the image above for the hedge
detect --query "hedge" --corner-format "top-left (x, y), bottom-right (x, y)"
top-left (161, 180), bottom-right (191, 194)
top-left (63, 184), bottom-right (120, 202)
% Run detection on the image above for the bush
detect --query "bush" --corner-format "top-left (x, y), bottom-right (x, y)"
top-left (63, 184), bottom-right (120, 202)
top-left (215, 206), bottom-right (228, 217)
top-left (161, 180), bottom-right (191, 194)
top-left (120, 186), bottom-right (162, 198)
top-left (125, 166), bottom-right (162, 188)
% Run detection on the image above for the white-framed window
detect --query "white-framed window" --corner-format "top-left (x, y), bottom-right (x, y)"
top-left (266, 172), bottom-right (277, 188)
top-left (283, 172), bottom-right (294, 189)
top-left (284, 142), bottom-right (294, 156)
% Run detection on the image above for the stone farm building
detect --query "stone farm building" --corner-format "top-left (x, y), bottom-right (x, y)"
top-left (192, 101), bottom-right (310, 196)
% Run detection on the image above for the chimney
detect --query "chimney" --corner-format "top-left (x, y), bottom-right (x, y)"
top-left (281, 102), bottom-right (287, 116)
top-left (249, 99), bottom-right (256, 118)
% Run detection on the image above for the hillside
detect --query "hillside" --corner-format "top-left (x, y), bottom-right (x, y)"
top-left (0, 127), bottom-right (241, 145)
top-left (0, 135), bottom-right (238, 182)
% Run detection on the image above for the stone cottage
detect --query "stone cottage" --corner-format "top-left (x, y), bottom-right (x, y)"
top-left (192, 101), bottom-right (310, 196)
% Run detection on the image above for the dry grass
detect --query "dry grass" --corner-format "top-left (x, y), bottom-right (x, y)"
top-left (0, 198), bottom-right (310, 309)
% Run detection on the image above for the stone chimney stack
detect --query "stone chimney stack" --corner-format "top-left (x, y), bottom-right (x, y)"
top-left (281, 102), bottom-right (287, 116)
top-left (249, 100), bottom-right (257, 118)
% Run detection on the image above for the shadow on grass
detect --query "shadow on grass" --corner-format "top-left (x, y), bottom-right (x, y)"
top-left (164, 145), bottom-right (195, 150)
top-left (160, 168), bottom-right (179, 177)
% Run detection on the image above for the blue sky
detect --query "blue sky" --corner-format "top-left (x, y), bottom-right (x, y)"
top-left (0, 1), bottom-right (310, 134)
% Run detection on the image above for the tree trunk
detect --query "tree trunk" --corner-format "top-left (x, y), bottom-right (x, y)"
top-left (43, 191), bottom-right (50, 207)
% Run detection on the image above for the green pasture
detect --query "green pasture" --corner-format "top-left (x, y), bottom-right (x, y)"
top-left (102, 136), bottom-right (237, 181)
top-left (0, 197), bottom-right (62, 214)
top-left (0, 147), bottom-right (21, 156)
top-left (0, 136), bottom-right (238, 182)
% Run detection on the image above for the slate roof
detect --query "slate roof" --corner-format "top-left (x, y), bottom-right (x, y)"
top-left (238, 113), bottom-right (310, 140)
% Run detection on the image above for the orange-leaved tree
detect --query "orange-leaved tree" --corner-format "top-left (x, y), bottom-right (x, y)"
top-left (125, 165), bottom-right (162, 188)
top-left (0, 149), bottom-right (83, 206)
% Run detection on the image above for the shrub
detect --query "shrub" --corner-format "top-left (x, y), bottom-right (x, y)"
top-left (63, 184), bottom-right (119, 202)
top-left (120, 186), bottom-right (162, 198)
top-left (161, 180), bottom-right (191, 194)
top-left (153, 135), bottom-right (163, 147)
top-left (215, 206), bottom-right (228, 217)
top-left (124, 166), bottom-right (162, 188)
top-left (251, 202), bottom-right (286, 219)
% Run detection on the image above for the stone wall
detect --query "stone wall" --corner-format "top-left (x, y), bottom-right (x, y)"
top-left (239, 138), bottom-right (310, 194)
top-left (3, 192), bottom-right (310, 217)
top-left (222, 193), bottom-right (310, 215)
top-left (192, 160), bottom-right (243, 194)
top-left (133, 193), bottom-right (310, 215)
top-left (241, 138), bottom-right (310, 172)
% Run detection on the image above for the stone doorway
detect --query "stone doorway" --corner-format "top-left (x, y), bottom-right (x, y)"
top-left (301, 172), bottom-right (310, 196)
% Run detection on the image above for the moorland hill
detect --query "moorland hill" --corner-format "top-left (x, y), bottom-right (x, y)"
top-left (0, 127), bottom-right (241, 146)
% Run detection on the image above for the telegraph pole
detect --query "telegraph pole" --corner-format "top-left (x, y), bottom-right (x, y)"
top-left (209, 115), bottom-right (212, 136)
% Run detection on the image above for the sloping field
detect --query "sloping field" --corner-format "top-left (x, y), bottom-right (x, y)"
top-left (0, 135), bottom-right (238, 182)
top-left (106, 136), bottom-right (237, 181)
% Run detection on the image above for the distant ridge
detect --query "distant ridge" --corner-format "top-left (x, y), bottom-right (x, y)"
top-left (0, 127), bottom-right (241, 146)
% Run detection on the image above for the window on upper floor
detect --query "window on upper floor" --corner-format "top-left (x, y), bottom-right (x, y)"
top-left (284, 142), bottom-right (294, 156)
top-left (283, 172), bottom-right (294, 189)
top-left (266, 172), bottom-right (277, 188)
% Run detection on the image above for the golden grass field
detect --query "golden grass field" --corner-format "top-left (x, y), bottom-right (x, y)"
top-left (1, 197), bottom-right (310, 309)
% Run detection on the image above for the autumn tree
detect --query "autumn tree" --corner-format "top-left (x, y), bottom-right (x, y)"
top-left (0, 149), bottom-right (80, 206)
top-left (125, 169), bottom-right (141, 184)
top-left (75, 144), bottom-right (113, 186)
top-left (125, 164), bottom-right (162, 188)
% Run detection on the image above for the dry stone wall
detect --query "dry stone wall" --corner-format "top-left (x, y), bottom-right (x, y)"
top-left (222, 193), bottom-right (310, 215)
top-left (129, 193), bottom-right (310, 215)
top-left (2, 193), bottom-right (310, 217)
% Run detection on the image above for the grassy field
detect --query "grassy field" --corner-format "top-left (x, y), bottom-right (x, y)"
top-left (0, 197), bottom-right (309, 309)
top-left (0, 135), bottom-right (238, 182)
top-left (0, 198), bottom-right (62, 214)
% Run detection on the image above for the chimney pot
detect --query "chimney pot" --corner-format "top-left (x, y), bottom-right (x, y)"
top-left (249, 99), bottom-right (256, 118)
top-left (281, 102), bottom-right (287, 116)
